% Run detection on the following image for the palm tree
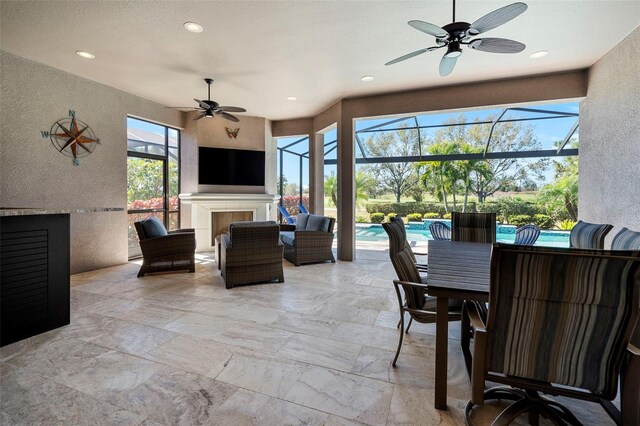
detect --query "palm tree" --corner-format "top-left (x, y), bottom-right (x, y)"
top-left (324, 173), bottom-right (338, 206)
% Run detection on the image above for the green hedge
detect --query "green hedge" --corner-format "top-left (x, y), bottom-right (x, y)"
top-left (370, 213), bottom-right (384, 223)
top-left (385, 213), bottom-right (398, 223)
top-left (407, 213), bottom-right (423, 222)
top-left (365, 202), bottom-right (476, 216)
top-left (423, 212), bottom-right (440, 219)
top-left (507, 215), bottom-right (533, 227)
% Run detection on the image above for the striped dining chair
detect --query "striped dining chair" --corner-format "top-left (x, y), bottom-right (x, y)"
top-left (382, 218), bottom-right (461, 366)
top-left (429, 221), bottom-right (451, 240)
top-left (451, 212), bottom-right (496, 243)
top-left (569, 219), bottom-right (613, 249)
top-left (464, 244), bottom-right (640, 425)
top-left (514, 224), bottom-right (540, 246)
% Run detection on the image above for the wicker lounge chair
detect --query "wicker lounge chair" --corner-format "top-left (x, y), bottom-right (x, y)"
top-left (464, 244), bottom-right (640, 425)
top-left (279, 213), bottom-right (335, 266)
top-left (220, 221), bottom-right (284, 289)
top-left (429, 221), bottom-right (451, 240)
top-left (134, 217), bottom-right (196, 277)
top-left (569, 219), bottom-right (613, 249)
top-left (514, 224), bottom-right (540, 245)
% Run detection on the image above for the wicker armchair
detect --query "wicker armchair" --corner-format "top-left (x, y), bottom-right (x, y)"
top-left (134, 217), bottom-right (196, 277)
top-left (220, 221), bottom-right (284, 289)
top-left (279, 213), bottom-right (335, 266)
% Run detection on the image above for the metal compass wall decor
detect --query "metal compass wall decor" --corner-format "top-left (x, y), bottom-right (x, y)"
top-left (41, 110), bottom-right (100, 166)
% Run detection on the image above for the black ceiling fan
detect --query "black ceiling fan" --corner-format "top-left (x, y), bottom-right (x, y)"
top-left (168, 78), bottom-right (246, 121)
top-left (385, 1), bottom-right (528, 77)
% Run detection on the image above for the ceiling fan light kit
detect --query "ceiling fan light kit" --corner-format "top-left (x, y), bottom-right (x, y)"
top-left (386, 1), bottom-right (528, 77)
top-left (167, 78), bottom-right (246, 122)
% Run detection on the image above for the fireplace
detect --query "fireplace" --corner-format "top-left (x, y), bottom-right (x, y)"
top-left (179, 193), bottom-right (278, 252)
top-left (211, 211), bottom-right (253, 242)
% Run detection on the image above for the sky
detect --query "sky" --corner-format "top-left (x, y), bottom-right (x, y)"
top-left (277, 101), bottom-right (579, 191)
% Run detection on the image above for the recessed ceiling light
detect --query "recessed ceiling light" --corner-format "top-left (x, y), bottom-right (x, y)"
top-left (184, 22), bottom-right (204, 33)
top-left (529, 50), bottom-right (548, 59)
top-left (286, 96), bottom-right (297, 101)
top-left (76, 51), bottom-right (95, 59)
top-left (361, 75), bottom-right (374, 82)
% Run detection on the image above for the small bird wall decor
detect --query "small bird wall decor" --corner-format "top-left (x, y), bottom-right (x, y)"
top-left (225, 127), bottom-right (240, 139)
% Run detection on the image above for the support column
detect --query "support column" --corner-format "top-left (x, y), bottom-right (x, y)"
top-left (310, 133), bottom-right (324, 215)
top-left (337, 117), bottom-right (355, 261)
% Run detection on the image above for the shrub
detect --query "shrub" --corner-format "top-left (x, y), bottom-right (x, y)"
top-left (423, 212), bottom-right (440, 219)
top-left (443, 213), bottom-right (452, 219)
top-left (407, 213), bottom-right (423, 222)
top-left (496, 197), bottom-right (539, 220)
top-left (355, 215), bottom-right (369, 223)
top-left (532, 214), bottom-right (554, 229)
top-left (370, 213), bottom-right (384, 223)
top-left (558, 219), bottom-right (576, 230)
top-left (476, 202), bottom-right (500, 214)
top-left (385, 213), bottom-right (398, 223)
top-left (365, 202), bottom-right (468, 217)
top-left (507, 215), bottom-right (533, 227)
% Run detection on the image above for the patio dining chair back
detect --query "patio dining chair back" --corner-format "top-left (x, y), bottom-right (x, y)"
top-left (612, 227), bottom-right (640, 250)
top-left (569, 219), bottom-right (613, 249)
top-left (429, 221), bottom-right (451, 240)
top-left (465, 244), bottom-right (640, 425)
top-left (514, 224), bottom-right (540, 246)
top-left (451, 212), bottom-right (496, 243)
top-left (382, 218), bottom-right (461, 366)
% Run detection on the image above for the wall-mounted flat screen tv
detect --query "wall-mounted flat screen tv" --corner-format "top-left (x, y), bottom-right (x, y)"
top-left (198, 147), bottom-right (265, 186)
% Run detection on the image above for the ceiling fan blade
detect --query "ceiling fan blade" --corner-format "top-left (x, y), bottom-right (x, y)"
top-left (470, 2), bottom-right (528, 34)
top-left (194, 98), bottom-right (211, 110)
top-left (218, 106), bottom-right (246, 113)
top-left (439, 54), bottom-right (458, 77)
top-left (385, 48), bottom-right (431, 66)
top-left (218, 112), bottom-right (239, 122)
top-left (193, 112), bottom-right (206, 121)
top-left (408, 20), bottom-right (448, 38)
top-left (165, 107), bottom-right (201, 109)
top-left (469, 37), bottom-right (526, 53)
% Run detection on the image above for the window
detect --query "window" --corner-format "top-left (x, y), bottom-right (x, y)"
top-left (127, 117), bottom-right (180, 258)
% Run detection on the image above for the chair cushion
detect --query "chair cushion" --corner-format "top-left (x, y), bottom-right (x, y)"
top-left (611, 227), bottom-right (640, 250)
top-left (279, 231), bottom-right (296, 246)
top-left (139, 217), bottom-right (168, 238)
top-left (570, 220), bottom-right (612, 249)
top-left (296, 213), bottom-right (309, 231)
top-left (306, 214), bottom-right (330, 232)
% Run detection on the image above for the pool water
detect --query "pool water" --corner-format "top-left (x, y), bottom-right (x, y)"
top-left (355, 220), bottom-right (570, 247)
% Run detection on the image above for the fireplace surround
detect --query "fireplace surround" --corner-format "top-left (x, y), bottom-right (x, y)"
top-left (179, 193), bottom-right (278, 252)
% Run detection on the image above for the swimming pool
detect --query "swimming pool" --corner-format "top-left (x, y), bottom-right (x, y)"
top-left (355, 220), bottom-right (570, 247)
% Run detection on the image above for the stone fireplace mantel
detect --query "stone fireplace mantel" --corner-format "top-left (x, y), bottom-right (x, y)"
top-left (179, 193), bottom-right (279, 252)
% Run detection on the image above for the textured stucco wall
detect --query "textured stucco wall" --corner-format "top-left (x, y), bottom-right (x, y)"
top-left (579, 26), bottom-right (640, 244)
top-left (0, 51), bottom-right (184, 273)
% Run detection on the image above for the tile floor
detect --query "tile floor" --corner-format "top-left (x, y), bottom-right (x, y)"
top-left (0, 249), bottom-right (616, 425)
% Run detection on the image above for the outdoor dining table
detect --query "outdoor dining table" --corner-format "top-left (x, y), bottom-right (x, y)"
top-left (426, 239), bottom-right (492, 410)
